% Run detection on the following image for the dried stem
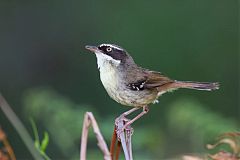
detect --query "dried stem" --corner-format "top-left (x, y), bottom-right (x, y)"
top-left (80, 112), bottom-right (111, 160)
top-left (118, 120), bottom-right (130, 160)
top-left (110, 126), bottom-right (117, 160)
top-left (115, 141), bottom-right (121, 160)
top-left (110, 126), bottom-right (122, 160)
top-left (80, 111), bottom-right (134, 160)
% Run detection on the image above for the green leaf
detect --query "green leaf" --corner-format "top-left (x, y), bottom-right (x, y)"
top-left (30, 118), bottom-right (40, 149)
top-left (40, 131), bottom-right (49, 152)
top-left (30, 118), bottom-right (51, 160)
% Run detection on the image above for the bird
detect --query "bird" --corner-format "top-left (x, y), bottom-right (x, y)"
top-left (85, 43), bottom-right (219, 133)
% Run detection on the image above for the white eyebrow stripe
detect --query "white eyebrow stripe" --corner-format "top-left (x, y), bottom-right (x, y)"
top-left (99, 44), bottom-right (123, 51)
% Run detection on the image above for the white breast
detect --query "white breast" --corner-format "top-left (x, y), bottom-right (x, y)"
top-left (99, 63), bottom-right (118, 92)
top-left (95, 52), bottom-right (120, 100)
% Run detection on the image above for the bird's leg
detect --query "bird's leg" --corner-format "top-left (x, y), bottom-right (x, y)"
top-left (122, 106), bottom-right (149, 131)
top-left (118, 107), bottom-right (139, 120)
top-left (115, 107), bottom-right (139, 126)
top-left (115, 106), bottom-right (149, 138)
top-left (115, 107), bottom-right (140, 142)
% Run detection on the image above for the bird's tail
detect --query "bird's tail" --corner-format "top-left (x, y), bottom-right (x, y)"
top-left (173, 81), bottom-right (219, 91)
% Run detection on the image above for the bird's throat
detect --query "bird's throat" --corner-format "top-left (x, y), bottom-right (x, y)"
top-left (95, 52), bottom-right (120, 69)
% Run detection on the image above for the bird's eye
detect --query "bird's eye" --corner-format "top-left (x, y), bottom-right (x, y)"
top-left (106, 47), bottom-right (112, 52)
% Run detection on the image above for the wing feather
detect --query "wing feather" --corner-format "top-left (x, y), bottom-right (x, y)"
top-left (126, 66), bottom-right (173, 90)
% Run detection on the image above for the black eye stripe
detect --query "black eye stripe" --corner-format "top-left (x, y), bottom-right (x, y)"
top-left (97, 44), bottom-right (128, 61)
top-left (98, 46), bottom-right (109, 52)
top-left (98, 45), bottom-right (121, 53)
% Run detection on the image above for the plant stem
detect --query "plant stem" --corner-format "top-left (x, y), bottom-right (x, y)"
top-left (0, 93), bottom-right (43, 160)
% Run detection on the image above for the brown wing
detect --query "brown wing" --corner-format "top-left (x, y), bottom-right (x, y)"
top-left (143, 70), bottom-right (174, 89)
top-left (126, 66), bottom-right (174, 90)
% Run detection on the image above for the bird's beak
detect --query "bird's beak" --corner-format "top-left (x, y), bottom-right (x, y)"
top-left (85, 45), bottom-right (99, 52)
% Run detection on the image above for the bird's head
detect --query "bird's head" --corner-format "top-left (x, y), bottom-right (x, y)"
top-left (85, 44), bottom-right (134, 69)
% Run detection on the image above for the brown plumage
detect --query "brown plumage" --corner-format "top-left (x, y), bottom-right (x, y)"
top-left (86, 43), bottom-right (219, 136)
top-left (86, 43), bottom-right (219, 108)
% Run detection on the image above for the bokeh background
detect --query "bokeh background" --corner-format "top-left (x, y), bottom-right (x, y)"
top-left (0, 0), bottom-right (239, 159)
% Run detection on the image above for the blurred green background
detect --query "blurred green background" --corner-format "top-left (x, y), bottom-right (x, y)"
top-left (0, 0), bottom-right (239, 159)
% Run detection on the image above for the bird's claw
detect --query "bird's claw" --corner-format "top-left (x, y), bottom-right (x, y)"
top-left (115, 116), bottom-right (134, 141)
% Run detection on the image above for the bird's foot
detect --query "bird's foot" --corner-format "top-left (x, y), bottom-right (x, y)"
top-left (114, 106), bottom-right (149, 141)
top-left (115, 116), bottom-right (134, 140)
